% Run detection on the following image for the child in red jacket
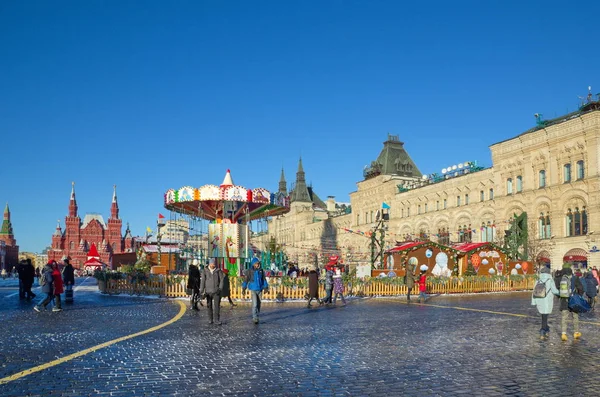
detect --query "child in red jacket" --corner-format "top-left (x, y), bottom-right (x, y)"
top-left (418, 269), bottom-right (427, 303)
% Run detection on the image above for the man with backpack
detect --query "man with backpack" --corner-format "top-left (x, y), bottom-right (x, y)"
top-left (555, 263), bottom-right (585, 341)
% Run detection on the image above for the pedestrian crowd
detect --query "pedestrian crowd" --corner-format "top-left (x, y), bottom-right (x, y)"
top-left (531, 263), bottom-right (599, 341)
top-left (32, 257), bottom-right (76, 313)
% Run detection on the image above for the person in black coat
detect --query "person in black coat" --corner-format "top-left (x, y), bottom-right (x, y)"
top-left (62, 258), bottom-right (75, 303)
top-left (221, 269), bottom-right (236, 307)
top-left (22, 259), bottom-right (36, 300)
top-left (187, 261), bottom-right (202, 311)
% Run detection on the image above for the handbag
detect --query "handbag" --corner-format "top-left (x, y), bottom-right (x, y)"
top-left (568, 293), bottom-right (591, 313)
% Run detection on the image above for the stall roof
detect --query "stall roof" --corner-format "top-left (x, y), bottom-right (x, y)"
top-left (387, 241), bottom-right (426, 253)
top-left (451, 242), bottom-right (507, 255)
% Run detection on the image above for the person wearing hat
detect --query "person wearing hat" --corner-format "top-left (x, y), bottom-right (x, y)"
top-left (405, 257), bottom-right (418, 302)
top-left (531, 266), bottom-right (559, 339)
top-left (34, 261), bottom-right (56, 312)
top-left (242, 257), bottom-right (269, 324)
top-left (200, 258), bottom-right (224, 325)
top-left (306, 263), bottom-right (322, 308)
top-left (323, 256), bottom-right (337, 305)
top-left (62, 257), bottom-right (75, 303)
top-left (555, 262), bottom-right (585, 341)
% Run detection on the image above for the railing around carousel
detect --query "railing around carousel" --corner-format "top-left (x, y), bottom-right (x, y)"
top-left (102, 274), bottom-right (537, 299)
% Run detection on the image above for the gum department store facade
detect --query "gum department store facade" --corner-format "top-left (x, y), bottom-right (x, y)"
top-left (264, 99), bottom-right (600, 271)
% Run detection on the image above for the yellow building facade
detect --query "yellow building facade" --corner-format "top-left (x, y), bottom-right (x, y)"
top-left (265, 102), bottom-right (600, 271)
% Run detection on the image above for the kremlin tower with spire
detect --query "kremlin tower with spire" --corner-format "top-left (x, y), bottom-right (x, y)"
top-left (48, 183), bottom-right (135, 268)
top-left (0, 203), bottom-right (19, 271)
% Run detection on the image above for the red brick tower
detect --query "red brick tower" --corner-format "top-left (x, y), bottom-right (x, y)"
top-left (65, 182), bottom-right (82, 257)
top-left (106, 185), bottom-right (123, 254)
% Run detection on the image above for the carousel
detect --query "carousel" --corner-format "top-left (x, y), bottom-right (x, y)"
top-left (164, 169), bottom-right (290, 275)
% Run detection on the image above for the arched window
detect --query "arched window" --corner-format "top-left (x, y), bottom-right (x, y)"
top-left (566, 207), bottom-right (588, 236)
top-left (507, 178), bottom-right (513, 194)
top-left (459, 225), bottom-right (472, 243)
top-left (436, 201), bottom-right (440, 211)
top-left (480, 190), bottom-right (484, 202)
top-left (418, 205), bottom-right (421, 214)
top-left (482, 221), bottom-right (495, 242)
top-left (357, 214), bottom-right (360, 224)
top-left (489, 188), bottom-right (494, 200)
top-left (438, 228), bottom-right (450, 245)
top-left (465, 194), bottom-right (469, 205)
top-left (424, 203), bottom-right (428, 212)
top-left (538, 212), bottom-right (551, 239)
top-left (516, 176), bottom-right (523, 193)
top-left (112, 243), bottom-right (117, 252)
top-left (70, 241), bottom-right (74, 250)
top-left (443, 199), bottom-right (447, 209)
top-left (539, 170), bottom-right (546, 188)
top-left (456, 196), bottom-right (461, 206)
top-left (577, 160), bottom-right (584, 180)
top-left (564, 164), bottom-right (571, 183)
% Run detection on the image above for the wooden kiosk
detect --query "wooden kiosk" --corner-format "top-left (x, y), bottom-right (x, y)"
top-left (376, 241), bottom-right (459, 277)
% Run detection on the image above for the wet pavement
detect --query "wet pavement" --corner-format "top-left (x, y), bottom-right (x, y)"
top-left (1, 280), bottom-right (599, 396)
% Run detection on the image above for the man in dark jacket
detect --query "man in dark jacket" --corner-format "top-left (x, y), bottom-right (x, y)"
top-left (200, 259), bottom-right (224, 325)
top-left (62, 257), bottom-right (75, 303)
top-left (34, 262), bottom-right (55, 312)
top-left (583, 271), bottom-right (598, 308)
top-left (22, 259), bottom-right (36, 300)
top-left (17, 260), bottom-right (27, 299)
top-left (554, 263), bottom-right (585, 341)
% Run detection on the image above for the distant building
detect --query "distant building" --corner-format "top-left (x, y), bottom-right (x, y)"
top-left (0, 203), bottom-right (19, 272)
top-left (265, 94), bottom-right (600, 271)
top-left (47, 183), bottom-right (135, 268)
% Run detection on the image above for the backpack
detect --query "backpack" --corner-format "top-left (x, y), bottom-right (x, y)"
top-left (559, 275), bottom-right (572, 298)
top-left (39, 272), bottom-right (47, 287)
top-left (532, 278), bottom-right (548, 298)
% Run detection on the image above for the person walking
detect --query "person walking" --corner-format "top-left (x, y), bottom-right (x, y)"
top-left (332, 265), bottom-right (347, 306)
top-left (242, 257), bottom-right (269, 324)
top-left (62, 257), bottom-right (75, 303)
top-left (34, 261), bottom-right (55, 312)
top-left (323, 261), bottom-right (335, 305)
top-left (306, 264), bottom-right (322, 308)
top-left (583, 271), bottom-right (598, 309)
top-left (405, 257), bottom-right (418, 302)
top-left (417, 267), bottom-right (428, 303)
top-left (531, 266), bottom-right (559, 339)
top-left (22, 259), bottom-right (36, 300)
top-left (188, 260), bottom-right (202, 311)
top-left (555, 263), bottom-right (585, 341)
top-left (221, 269), bottom-right (236, 307)
top-left (17, 260), bottom-right (27, 299)
top-left (200, 259), bottom-right (224, 325)
top-left (51, 262), bottom-right (64, 312)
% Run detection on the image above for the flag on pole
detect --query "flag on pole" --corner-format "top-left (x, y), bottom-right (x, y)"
top-left (146, 226), bottom-right (152, 233)
top-left (382, 202), bottom-right (390, 209)
top-left (158, 213), bottom-right (165, 219)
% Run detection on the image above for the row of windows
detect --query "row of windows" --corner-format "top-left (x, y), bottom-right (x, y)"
top-left (402, 209), bottom-right (588, 245)
top-left (508, 160), bottom-right (585, 193)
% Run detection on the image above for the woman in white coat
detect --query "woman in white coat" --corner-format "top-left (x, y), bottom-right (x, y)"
top-left (531, 266), bottom-right (559, 339)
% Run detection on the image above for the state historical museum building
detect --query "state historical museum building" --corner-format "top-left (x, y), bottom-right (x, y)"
top-left (48, 183), bottom-right (135, 268)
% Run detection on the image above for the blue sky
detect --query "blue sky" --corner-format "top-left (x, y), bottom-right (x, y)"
top-left (1, 1), bottom-right (598, 253)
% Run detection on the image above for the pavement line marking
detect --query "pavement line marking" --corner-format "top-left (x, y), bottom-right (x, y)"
top-left (5, 286), bottom-right (42, 299)
top-left (73, 277), bottom-right (91, 292)
top-left (411, 301), bottom-right (600, 325)
top-left (0, 300), bottom-right (186, 385)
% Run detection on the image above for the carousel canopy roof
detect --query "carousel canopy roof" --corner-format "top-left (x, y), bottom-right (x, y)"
top-left (164, 169), bottom-right (290, 222)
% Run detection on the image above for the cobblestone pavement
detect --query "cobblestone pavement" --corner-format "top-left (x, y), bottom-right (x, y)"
top-left (1, 282), bottom-right (600, 396)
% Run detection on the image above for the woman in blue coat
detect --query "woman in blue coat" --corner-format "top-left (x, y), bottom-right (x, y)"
top-left (531, 266), bottom-right (559, 339)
